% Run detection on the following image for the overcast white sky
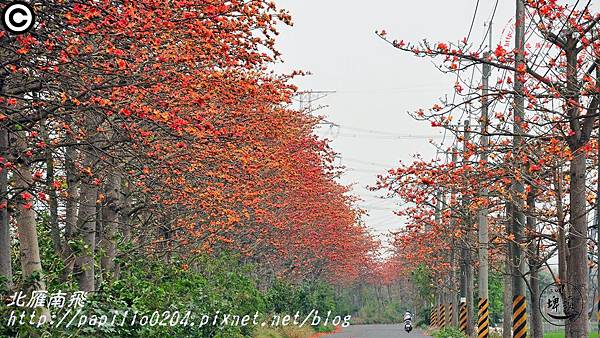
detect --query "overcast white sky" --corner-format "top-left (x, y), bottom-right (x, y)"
top-left (272, 0), bottom-right (515, 243)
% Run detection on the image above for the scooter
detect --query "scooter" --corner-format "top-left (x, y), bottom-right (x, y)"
top-left (404, 319), bottom-right (413, 333)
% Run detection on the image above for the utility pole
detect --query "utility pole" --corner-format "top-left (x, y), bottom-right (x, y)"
top-left (437, 188), bottom-right (453, 327)
top-left (455, 147), bottom-right (467, 335)
top-left (462, 120), bottom-right (474, 336)
top-left (435, 188), bottom-right (447, 328)
top-left (511, 0), bottom-right (528, 337)
top-left (477, 21), bottom-right (492, 338)
top-left (446, 150), bottom-right (459, 328)
top-left (503, 203), bottom-right (514, 338)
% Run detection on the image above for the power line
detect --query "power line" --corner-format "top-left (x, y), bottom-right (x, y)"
top-left (478, 0), bottom-right (499, 52)
top-left (292, 90), bottom-right (336, 111)
top-left (333, 84), bottom-right (450, 94)
top-left (345, 167), bottom-right (386, 174)
top-left (339, 156), bottom-right (396, 168)
top-left (317, 121), bottom-right (444, 140)
top-left (466, 0), bottom-right (481, 41)
top-left (319, 132), bottom-right (445, 141)
top-left (322, 122), bottom-right (444, 137)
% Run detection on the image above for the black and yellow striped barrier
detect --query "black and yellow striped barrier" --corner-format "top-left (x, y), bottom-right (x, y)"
top-left (477, 298), bottom-right (489, 338)
top-left (439, 303), bottom-right (446, 328)
top-left (459, 302), bottom-right (467, 333)
top-left (430, 306), bottom-right (438, 327)
top-left (448, 303), bottom-right (453, 326)
top-left (512, 295), bottom-right (527, 338)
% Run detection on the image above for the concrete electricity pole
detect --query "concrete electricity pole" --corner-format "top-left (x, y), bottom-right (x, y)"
top-left (462, 119), bottom-right (474, 336)
top-left (511, 0), bottom-right (528, 337)
top-left (477, 21), bottom-right (492, 338)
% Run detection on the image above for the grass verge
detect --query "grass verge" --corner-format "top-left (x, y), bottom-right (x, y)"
top-left (544, 331), bottom-right (598, 338)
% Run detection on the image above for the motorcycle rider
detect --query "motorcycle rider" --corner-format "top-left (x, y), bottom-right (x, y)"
top-left (403, 311), bottom-right (413, 332)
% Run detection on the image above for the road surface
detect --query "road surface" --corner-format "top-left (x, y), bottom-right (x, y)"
top-left (325, 324), bottom-right (431, 338)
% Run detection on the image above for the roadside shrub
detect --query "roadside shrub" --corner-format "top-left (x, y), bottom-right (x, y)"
top-left (1, 253), bottom-right (266, 337)
top-left (431, 327), bottom-right (467, 338)
top-left (267, 279), bottom-right (336, 316)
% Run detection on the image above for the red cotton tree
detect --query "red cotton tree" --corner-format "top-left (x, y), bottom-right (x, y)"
top-left (376, 1), bottom-right (600, 336)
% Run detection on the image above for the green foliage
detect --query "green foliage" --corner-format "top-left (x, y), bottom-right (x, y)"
top-left (1, 254), bottom-right (267, 337)
top-left (431, 327), bottom-right (467, 338)
top-left (106, 254), bottom-right (267, 337)
top-left (267, 279), bottom-right (336, 316)
top-left (415, 306), bottom-right (431, 327)
top-left (314, 324), bottom-right (335, 333)
top-left (331, 291), bottom-right (356, 318)
top-left (253, 325), bottom-right (316, 338)
top-left (264, 279), bottom-right (338, 333)
top-left (488, 271), bottom-right (504, 325)
top-left (544, 331), bottom-right (598, 338)
top-left (412, 264), bottom-right (435, 304)
top-left (331, 284), bottom-right (410, 325)
top-left (352, 300), bottom-right (405, 324)
top-left (1, 218), bottom-right (345, 337)
top-left (1, 249), bottom-right (343, 337)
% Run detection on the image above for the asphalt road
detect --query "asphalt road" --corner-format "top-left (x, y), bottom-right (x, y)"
top-left (325, 324), bottom-right (431, 338)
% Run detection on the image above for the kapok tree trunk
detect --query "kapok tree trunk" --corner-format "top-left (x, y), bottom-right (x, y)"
top-left (0, 128), bottom-right (12, 290)
top-left (61, 143), bottom-right (79, 283)
top-left (527, 189), bottom-right (543, 338)
top-left (100, 169), bottom-right (121, 282)
top-left (41, 121), bottom-right (61, 254)
top-left (14, 132), bottom-right (45, 290)
top-left (567, 151), bottom-right (589, 337)
top-left (75, 112), bottom-right (101, 292)
top-left (76, 161), bottom-right (98, 292)
top-left (556, 168), bottom-right (571, 338)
